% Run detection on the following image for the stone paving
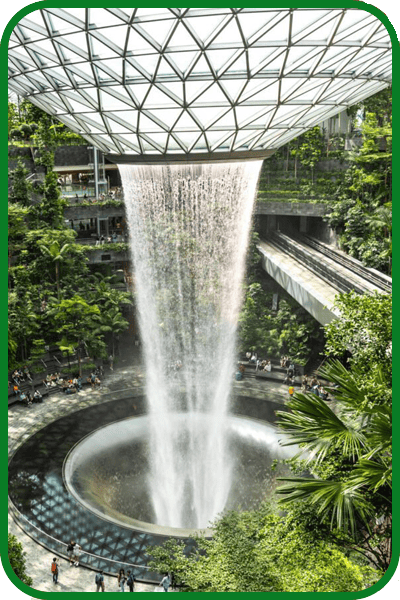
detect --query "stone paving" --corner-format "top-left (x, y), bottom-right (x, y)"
top-left (8, 361), bottom-right (289, 594)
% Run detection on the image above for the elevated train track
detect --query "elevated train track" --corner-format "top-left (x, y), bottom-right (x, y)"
top-left (265, 232), bottom-right (391, 296)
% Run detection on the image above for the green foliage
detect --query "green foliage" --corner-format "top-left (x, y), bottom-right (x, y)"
top-left (8, 534), bottom-right (33, 587)
top-left (324, 89), bottom-right (392, 274)
top-left (324, 291), bottom-right (392, 385)
top-left (276, 360), bottom-right (391, 571)
top-left (147, 504), bottom-right (373, 592)
top-left (9, 159), bottom-right (32, 206)
top-left (238, 282), bottom-right (322, 362)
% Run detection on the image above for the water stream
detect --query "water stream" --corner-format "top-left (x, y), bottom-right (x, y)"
top-left (119, 161), bottom-right (262, 528)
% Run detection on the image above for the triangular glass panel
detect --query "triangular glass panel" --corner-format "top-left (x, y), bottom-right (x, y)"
top-left (220, 79), bottom-right (246, 103)
top-left (89, 34), bottom-right (121, 60)
top-left (190, 133), bottom-right (208, 152)
top-left (256, 17), bottom-right (289, 43)
top-left (146, 132), bottom-right (169, 151)
top-left (174, 110), bottom-right (200, 130)
top-left (225, 52), bottom-right (247, 75)
top-left (143, 85), bottom-right (177, 108)
top-left (126, 28), bottom-right (158, 55)
top-left (46, 13), bottom-right (84, 35)
top-left (184, 15), bottom-right (225, 44)
top-left (16, 25), bottom-right (47, 44)
top-left (233, 129), bottom-right (260, 149)
top-left (213, 132), bottom-right (235, 151)
top-left (138, 113), bottom-right (167, 133)
top-left (88, 8), bottom-right (125, 27)
top-left (167, 135), bottom-right (185, 152)
top-left (93, 25), bottom-right (128, 51)
top-left (240, 80), bottom-right (280, 104)
top-left (94, 59), bottom-right (123, 83)
top-left (190, 106), bottom-right (228, 128)
top-left (189, 53), bottom-right (210, 76)
top-left (185, 80), bottom-right (210, 104)
top-left (168, 22), bottom-right (196, 48)
top-left (56, 32), bottom-right (89, 58)
top-left (245, 48), bottom-right (268, 74)
top-left (235, 106), bottom-right (261, 127)
top-left (103, 117), bottom-right (133, 134)
top-left (134, 8), bottom-right (171, 21)
top-left (169, 51), bottom-right (199, 74)
top-left (125, 61), bottom-right (149, 82)
top-left (238, 11), bottom-right (281, 41)
top-left (140, 137), bottom-right (162, 153)
top-left (159, 82), bottom-right (184, 104)
top-left (156, 57), bottom-right (178, 77)
top-left (211, 109), bottom-right (237, 129)
top-left (100, 90), bottom-right (132, 111)
top-left (45, 7), bottom-right (85, 29)
top-left (127, 83), bottom-right (152, 105)
top-left (206, 49), bottom-right (238, 73)
top-left (76, 110), bottom-right (105, 127)
top-left (106, 110), bottom-right (139, 130)
top-left (138, 19), bottom-right (174, 48)
top-left (210, 18), bottom-right (242, 45)
top-left (147, 108), bottom-right (183, 129)
top-left (193, 83), bottom-right (229, 105)
top-left (204, 130), bottom-right (230, 149)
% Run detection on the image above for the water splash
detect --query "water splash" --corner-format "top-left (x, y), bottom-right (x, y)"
top-left (119, 161), bottom-right (262, 528)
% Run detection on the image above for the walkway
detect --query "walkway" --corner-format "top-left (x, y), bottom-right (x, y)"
top-left (8, 362), bottom-right (288, 594)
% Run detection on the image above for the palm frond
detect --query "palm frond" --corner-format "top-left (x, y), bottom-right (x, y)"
top-left (276, 392), bottom-right (366, 463)
top-left (276, 477), bottom-right (373, 534)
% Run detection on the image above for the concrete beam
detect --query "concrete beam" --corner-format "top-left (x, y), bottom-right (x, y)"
top-left (257, 239), bottom-right (339, 325)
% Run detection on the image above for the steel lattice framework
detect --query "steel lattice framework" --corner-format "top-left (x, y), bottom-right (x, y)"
top-left (8, 7), bottom-right (392, 161)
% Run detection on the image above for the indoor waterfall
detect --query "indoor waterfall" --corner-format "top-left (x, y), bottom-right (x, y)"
top-left (119, 161), bottom-right (262, 529)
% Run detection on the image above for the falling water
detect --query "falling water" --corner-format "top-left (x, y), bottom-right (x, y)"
top-left (119, 161), bottom-right (262, 529)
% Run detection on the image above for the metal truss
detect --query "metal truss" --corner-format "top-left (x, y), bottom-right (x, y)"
top-left (8, 7), bottom-right (392, 160)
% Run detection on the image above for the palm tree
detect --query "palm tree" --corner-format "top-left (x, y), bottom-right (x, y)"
top-left (93, 307), bottom-right (129, 356)
top-left (275, 360), bottom-right (391, 570)
top-left (39, 240), bottom-right (71, 300)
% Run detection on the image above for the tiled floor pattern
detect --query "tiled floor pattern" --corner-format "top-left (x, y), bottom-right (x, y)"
top-left (8, 363), bottom-right (288, 594)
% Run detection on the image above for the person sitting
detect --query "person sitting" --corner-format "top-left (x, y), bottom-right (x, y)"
top-left (33, 389), bottom-right (43, 403)
top-left (245, 352), bottom-right (251, 361)
top-left (42, 379), bottom-right (51, 388)
top-left (250, 353), bottom-right (257, 364)
top-left (94, 377), bottom-right (102, 389)
top-left (319, 386), bottom-right (329, 400)
top-left (264, 360), bottom-right (272, 372)
top-left (23, 366), bottom-right (32, 381)
top-left (13, 384), bottom-right (19, 396)
top-left (301, 375), bottom-right (309, 391)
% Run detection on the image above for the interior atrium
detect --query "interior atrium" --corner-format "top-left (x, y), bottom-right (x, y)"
top-left (7, 6), bottom-right (393, 596)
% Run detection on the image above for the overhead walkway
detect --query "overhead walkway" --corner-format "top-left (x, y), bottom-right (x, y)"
top-left (257, 232), bottom-right (391, 325)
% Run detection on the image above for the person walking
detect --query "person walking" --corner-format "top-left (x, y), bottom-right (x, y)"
top-left (51, 557), bottom-right (59, 585)
top-left (160, 574), bottom-right (171, 592)
top-left (95, 570), bottom-right (105, 592)
top-left (118, 568), bottom-right (127, 592)
top-left (126, 570), bottom-right (135, 592)
top-left (73, 542), bottom-right (81, 567)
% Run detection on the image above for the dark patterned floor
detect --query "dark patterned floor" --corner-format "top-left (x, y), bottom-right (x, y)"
top-left (9, 393), bottom-right (283, 582)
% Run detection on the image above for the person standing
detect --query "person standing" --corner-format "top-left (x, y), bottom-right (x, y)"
top-left (126, 570), bottom-right (135, 592)
top-left (118, 568), bottom-right (127, 592)
top-left (95, 571), bottom-right (105, 592)
top-left (67, 540), bottom-right (76, 565)
top-left (160, 574), bottom-right (171, 592)
top-left (74, 542), bottom-right (81, 567)
top-left (51, 557), bottom-right (59, 585)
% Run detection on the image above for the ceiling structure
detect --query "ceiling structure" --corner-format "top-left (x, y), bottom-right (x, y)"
top-left (8, 7), bottom-right (392, 162)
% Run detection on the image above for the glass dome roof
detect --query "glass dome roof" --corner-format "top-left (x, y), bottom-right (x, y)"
top-left (8, 7), bottom-right (392, 161)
